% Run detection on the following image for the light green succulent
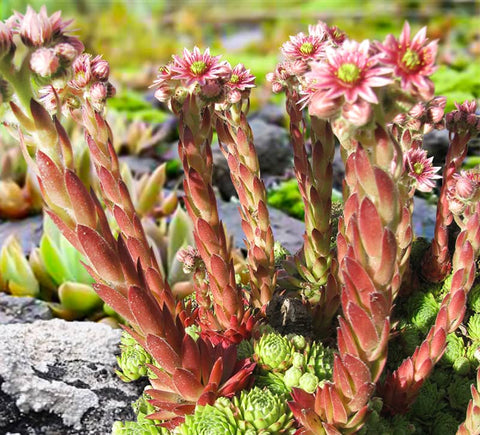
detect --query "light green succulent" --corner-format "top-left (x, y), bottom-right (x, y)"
top-left (112, 421), bottom-right (167, 435)
top-left (184, 324), bottom-right (201, 341)
top-left (468, 313), bottom-right (480, 340)
top-left (232, 386), bottom-right (295, 433)
top-left (448, 375), bottom-right (474, 411)
top-left (407, 292), bottom-right (440, 333)
top-left (254, 332), bottom-right (294, 372)
top-left (306, 341), bottom-right (334, 381)
top-left (273, 241), bottom-right (290, 267)
top-left (441, 333), bottom-right (465, 366)
top-left (467, 341), bottom-right (480, 368)
top-left (298, 372), bottom-right (319, 394)
top-left (453, 356), bottom-right (471, 375)
top-left (287, 334), bottom-right (307, 351)
top-left (255, 371), bottom-right (290, 395)
top-left (468, 282), bottom-right (480, 313)
top-left (0, 235), bottom-right (40, 297)
top-left (116, 332), bottom-right (153, 382)
top-left (175, 404), bottom-right (238, 435)
top-left (283, 366), bottom-right (302, 389)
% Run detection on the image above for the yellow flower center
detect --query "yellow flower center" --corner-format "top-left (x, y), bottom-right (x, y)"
top-left (337, 63), bottom-right (360, 84)
top-left (190, 61), bottom-right (207, 75)
top-left (402, 49), bottom-right (421, 70)
top-left (230, 74), bottom-right (239, 84)
top-left (413, 162), bottom-right (424, 175)
top-left (300, 42), bottom-right (314, 55)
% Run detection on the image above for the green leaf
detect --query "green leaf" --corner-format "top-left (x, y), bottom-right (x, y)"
top-left (58, 282), bottom-right (102, 312)
top-left (167, 206), bottom-right (194, 268)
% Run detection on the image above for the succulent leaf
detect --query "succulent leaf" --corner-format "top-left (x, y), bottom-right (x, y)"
top-left (254, 332), bottom-right (294, 372)
top-left (116, 332), bottom-right (153, 382)
top-left (468, 313), bottom-right (480, 340)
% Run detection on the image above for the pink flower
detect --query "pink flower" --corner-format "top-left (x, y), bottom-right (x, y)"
top-left (378, 22), bottom-right (437, 100)
top-left (14, 6), bottom-right (73, 47)
top-left (226, 64), bottom-right (255, 91)
top-left (91, 56), bottom-right (110, 81)
top-left (305, 39), bottom-right (392, 106)
top-left (309, 22), bottom-right (346, 45)
top-left (71, 53), bottom-right (92, 88)
top-left (171, 47), bottom-right (227, 86)
top-left (404, 148), bottom-right (441, 192)
top-left (282, 32), bottom-right (327, 61)
top-left (29, 47), bottom-right (59, 76)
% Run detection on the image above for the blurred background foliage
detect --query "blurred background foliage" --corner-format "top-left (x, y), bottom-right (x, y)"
top-left (1, 1), bottom-right (479, 111)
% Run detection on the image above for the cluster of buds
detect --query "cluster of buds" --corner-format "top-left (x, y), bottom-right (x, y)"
top-left (448, 170), bottom-right (480, 217)
top-left (6, 6), bottom-right (84, 78)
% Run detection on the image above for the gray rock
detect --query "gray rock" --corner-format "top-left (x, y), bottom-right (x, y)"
top-left (249, 103), bottom-right (286, 126)
top-left (218, 200), bottom-right (304, 255)
top-left (213, 118), bottom-right (292, 199)
top-left (0, 319), bottom-right (145, 434)
top-left (0, 293), bottom-right (52, 324)
top-left (0, 214), bottom-right (43, 254)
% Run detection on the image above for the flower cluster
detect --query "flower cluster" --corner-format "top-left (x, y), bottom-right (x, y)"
top-left (152, 47), bottom-right (255, 108)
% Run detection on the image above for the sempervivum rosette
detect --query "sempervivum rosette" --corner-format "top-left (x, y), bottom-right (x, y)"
top-left (253, 332), bottom-right (294, 372)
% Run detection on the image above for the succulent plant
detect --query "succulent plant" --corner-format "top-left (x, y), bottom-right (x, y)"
top-left (283, 366), bottom-right (303, 389)
top-left (407, 291), bottom-right (440, 333)
top-left (0, 235), bottom-right (40, 297)
top-left (410, 379), bottom-right (446, 419)
top-left (298, 372), bottom-right (319, 394)
top-left (468, 282), bottom-right (480, 313)
top-left (111, 421), bottom-right (166, 434)
top-left (468, 313), bottom-right (480, 340)
top-left (254, 332), bottom-right (294, 372)
top-left (237, 339), bottom-right (254, 360)
top-left (116, 332), bottom-right (153, 382)
top-left (466, 341), bottom-right (480, 368)
top-left (442, 333), bottom-right (466, 366)
top-left (305, 341), bottom-right (334, 381)
top-left (232, 386), bottom-right (295, 433)
top-left (431, 412), bottom-right (461, 435)
top-left (448, 375), bottom-right (475, 411)
top-left (255, 371), bottom-right (290, 396)
top-left (175, 404), bottom-right (238, 435)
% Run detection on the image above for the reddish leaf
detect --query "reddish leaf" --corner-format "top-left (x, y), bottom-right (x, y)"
top-left (128, 286), bottom-right (164, 336)
top-left (147, 334), bottom-right (181, 375)
top-left (173, 368), bottom-right (205, 401)
top-left (64, 170), bottom-right (96, 228)
top-left (358, 197), bottom-right (382, 257)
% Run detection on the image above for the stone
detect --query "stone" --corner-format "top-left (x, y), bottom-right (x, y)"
top-left (213, 118), bottom-right (292, 199)
top-left (0, 319), bottom-right (146, 434)
top-left (0, 293), bottom-right (52, 324)
top-left (218, 200), bottom-right (304, 255)
top-left (0, 214), bottom-right (43, 254)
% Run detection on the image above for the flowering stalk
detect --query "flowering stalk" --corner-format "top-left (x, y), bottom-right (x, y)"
top-left (269, 27), bottom-right (342, 335)
top-left (423, 101), bottom-right (480, 282)
top-left (214, 69), bottom-right (276, 309)
top-left (380, 187), bottom-right (480, 413)
top-left (153, 49), bottom-right (254, 341)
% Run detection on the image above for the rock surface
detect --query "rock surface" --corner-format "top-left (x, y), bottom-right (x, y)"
top-left (0, 214), bottom-right (43, 254)
top-left (0, 319), bottom-right (145, 435)
top-left (0, 293), bottom-right (52, 324)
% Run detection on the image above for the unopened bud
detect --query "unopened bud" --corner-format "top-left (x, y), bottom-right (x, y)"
top-left (30, 48), bottom-right (59, 77)
top-left (89, 82), bottom-right (107, 104)
top-left (409, 102), bottom-right (425, 119)
top-left (91, 56), bottom-right (110, 81)
top-left (0, 22), bottom-right (13, 59)
top-left (54, 42), bottom-right (78, 62)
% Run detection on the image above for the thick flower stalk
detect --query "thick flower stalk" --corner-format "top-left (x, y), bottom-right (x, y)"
top-left (380, 172), bottom-right (480, 414)
top-left (270, 26), bottom-right (342, 334)
top-left (214, 67), bottom-right (275, 309)
top-left (423, 101), bottom-right (480, 282)
top-left (458, 368), bottom-right (480, 435)
top-left (153, 49), bottom-right (250, 341)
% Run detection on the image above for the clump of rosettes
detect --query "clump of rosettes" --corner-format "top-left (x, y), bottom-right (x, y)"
top-left (115, 332), bottom-right (153, 382)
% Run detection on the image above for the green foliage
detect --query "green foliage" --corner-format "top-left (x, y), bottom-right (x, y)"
top-left (255, 371), bottom-right (290, 395)
top-left (469, 282), bottom-right (480, 314)
top-left (441, 333), bottom-right (465, 366)
top-left (407, 291), bottom-right (440, 333)
top-left (468, 313), bottom-right (480, 340)
top-left (431, 412), bottom-right (461, 435)
top-left (410, 379), bottom-right (446, 419)
top-left (306, 341), bottom-right (334, 381)
top-left (466, 341), bottom-right (480, 368)
top-left (448, 375), bottom-right (474, 411)
top-left (431, 63), bottom-right (480, 112)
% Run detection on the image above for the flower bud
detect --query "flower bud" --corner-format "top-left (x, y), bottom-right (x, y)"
top-left (271, 81), bottom-right (284, 93)
top-left (71, 54), bottom-right (92, 88)
top-left (308, 90), bottom-right (339, 119)
top-left (54, 42), bottom-right (78, 62)
top-left (342, 99), bottom-right (372, 127)
top-left (89, 82), bottom-right (107, 108)
top-left (409, 102), bottom-right (425, 119)
top-left (30, 48), bottom-right (59, 77)
top-left (0, 22), bottom-right (13, 59)
top-left (455, 175), bottom-right (476, 200)
top-left (227, 89), bottom-right (242, 104)
top-left (91, 56), bottom-right (110, 81)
